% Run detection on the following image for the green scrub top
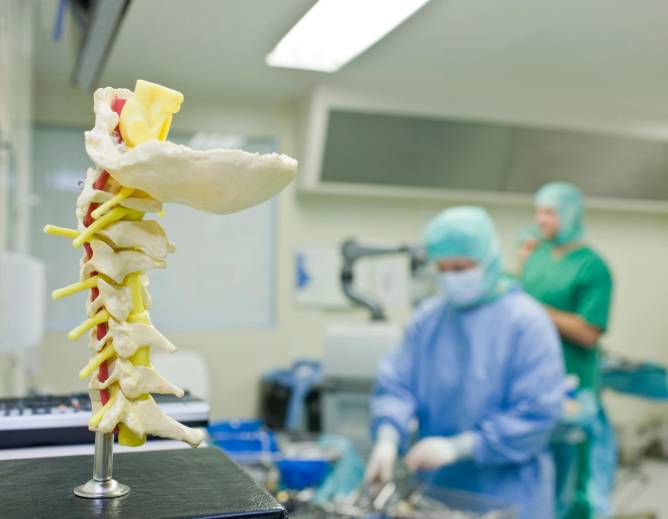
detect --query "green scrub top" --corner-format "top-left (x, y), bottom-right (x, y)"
top-left (522, 242), bottom-right (613, 390)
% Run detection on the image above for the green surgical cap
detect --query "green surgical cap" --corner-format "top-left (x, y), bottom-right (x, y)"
top-left (535, 182), bottom-right (584, 245)
top-left (424, 206), bottom-right (498, 263)
top-left (424, 205), bottom-right (505, 305)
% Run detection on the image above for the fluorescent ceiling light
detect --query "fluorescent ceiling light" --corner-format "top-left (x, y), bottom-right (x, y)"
top-left (266, 0), bottom-right (431, 73)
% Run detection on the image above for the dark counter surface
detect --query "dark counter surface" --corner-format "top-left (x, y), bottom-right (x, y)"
top-left (0, 447), bottom-right (286, 519)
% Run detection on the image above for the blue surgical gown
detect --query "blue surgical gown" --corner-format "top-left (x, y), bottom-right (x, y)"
top-left (371, 286), bottom-right (564, 519)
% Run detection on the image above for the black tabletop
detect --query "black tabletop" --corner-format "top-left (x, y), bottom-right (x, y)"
top-left (0, 447), bottom-right (286, 519)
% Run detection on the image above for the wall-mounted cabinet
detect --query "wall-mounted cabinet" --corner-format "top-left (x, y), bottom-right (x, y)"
top-left (299, 87), bottom-right (668, 211)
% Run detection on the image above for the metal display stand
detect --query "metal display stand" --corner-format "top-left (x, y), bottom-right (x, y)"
top-left (73, 432), bottom-right (129, 498)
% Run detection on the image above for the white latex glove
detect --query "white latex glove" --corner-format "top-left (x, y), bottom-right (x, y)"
top-left (405, 433), bottom-right (476, 472)
top-left (365, 424), bottom-right (400, 484)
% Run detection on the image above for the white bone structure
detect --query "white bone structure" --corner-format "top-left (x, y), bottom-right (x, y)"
top-left (86, 88), bottom-right (298, 214)
top-left (70, 87), bottom-right (297, 447)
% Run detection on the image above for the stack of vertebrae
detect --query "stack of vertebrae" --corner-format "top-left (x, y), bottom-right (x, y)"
top-left (45, 80), bottom-right (297, 448)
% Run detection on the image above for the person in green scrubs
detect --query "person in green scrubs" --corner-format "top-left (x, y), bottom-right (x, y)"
top-left (522, 182), bottom-right (613, 519)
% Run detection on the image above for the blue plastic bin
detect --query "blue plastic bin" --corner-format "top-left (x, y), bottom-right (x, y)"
top-left (208, 419), bottom-right (279, 462)
top-left (276, 458), bottom-right (332, 490)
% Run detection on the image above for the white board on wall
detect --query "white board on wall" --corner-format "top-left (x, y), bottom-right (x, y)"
top-left (294, 245), bottom-right (348, 308)
top-left (148, 199), bottom-right (276, 329)
top-left (32, 125), bottom-right (278, 330)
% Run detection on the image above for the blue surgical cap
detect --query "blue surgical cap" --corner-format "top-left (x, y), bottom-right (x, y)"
top-left (424, 206), bottom-right (503, 300)
top-left (535, 182), bottom-right (584, 245)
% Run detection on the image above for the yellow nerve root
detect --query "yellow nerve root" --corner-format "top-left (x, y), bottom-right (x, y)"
top-left (68, 309), bottom-right (109, 341)
top-left (44, 225), bottom-right (79, 239)
top-left (52, 276), bottom-right (98, 300)
top-left (79, 343), bottom-right (116, 380)
top-left (91, 186), bottom-right (135, 219)
top-left (88, 391), bottom-right (117, 429)
top-left (72, 207), bottom-right (129, 248)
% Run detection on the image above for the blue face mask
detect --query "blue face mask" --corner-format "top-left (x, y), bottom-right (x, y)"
top-left (438, 266), bottom-right (486, 308)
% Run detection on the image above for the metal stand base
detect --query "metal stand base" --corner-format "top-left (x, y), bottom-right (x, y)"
top-left (74, 431), bottom-right (130, 499)
top-left (74, 478), bottom-right (130, 499)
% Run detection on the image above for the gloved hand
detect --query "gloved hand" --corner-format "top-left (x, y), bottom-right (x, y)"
top-left (405, 433), bottom-right (476, 472)
top-left (364, 424), bottom-right (400, 484)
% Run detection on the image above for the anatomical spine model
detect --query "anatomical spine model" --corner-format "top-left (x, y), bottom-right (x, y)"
top-left (45, 80), bottom-right (296, 448)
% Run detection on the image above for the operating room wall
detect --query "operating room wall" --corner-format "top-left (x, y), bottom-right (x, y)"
top-left (0, 0), bottom-right (33, 252)
top-left (31, 83), bottom-right (668, 427)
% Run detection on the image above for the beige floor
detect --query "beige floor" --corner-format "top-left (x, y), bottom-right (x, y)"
top-left (612, 461), bottom-right (668, 519)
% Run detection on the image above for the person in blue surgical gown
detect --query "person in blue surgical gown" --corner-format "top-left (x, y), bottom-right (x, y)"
top-left (366, 206), bottom-right (565, 519)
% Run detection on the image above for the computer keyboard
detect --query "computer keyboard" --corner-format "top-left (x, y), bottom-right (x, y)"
top-left (0, 392), bottom-right (209, 449)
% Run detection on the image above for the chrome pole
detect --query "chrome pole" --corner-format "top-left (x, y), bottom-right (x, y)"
top-left (74, 432), bottom-right (130, 498)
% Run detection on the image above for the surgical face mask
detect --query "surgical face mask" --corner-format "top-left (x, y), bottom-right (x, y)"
top-left (438, 267), bottom-right (486, 308)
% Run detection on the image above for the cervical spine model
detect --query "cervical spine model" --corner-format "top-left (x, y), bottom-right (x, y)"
top-left (45, 80), bottom-right (296, 448)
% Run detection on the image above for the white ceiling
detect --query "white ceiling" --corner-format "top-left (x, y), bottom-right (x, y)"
top-left (33, 0), bottom-right (668, 119)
